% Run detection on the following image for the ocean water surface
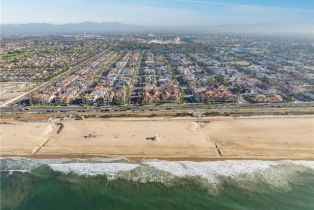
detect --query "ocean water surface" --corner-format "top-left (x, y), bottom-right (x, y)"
top-left (1, 157), bottom-right (314, 210)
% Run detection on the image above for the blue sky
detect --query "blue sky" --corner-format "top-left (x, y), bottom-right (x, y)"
top-left (2, 0), bottom-right (314, 27)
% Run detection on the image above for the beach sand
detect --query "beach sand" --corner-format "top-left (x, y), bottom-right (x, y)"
top-left (1, 116), bottom-right (314, 160)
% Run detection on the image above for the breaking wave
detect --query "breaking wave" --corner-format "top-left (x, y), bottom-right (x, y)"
top-left (2, 158), bottom-right (314, 210)
top-left (2, 157), bottom-right (314, 188)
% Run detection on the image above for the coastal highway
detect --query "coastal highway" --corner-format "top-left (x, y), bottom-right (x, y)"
top-left (1, 102), bottom-right (314, 115)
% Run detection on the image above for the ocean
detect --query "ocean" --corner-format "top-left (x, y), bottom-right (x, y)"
top-left (1, 157), bottom-right (314, 210)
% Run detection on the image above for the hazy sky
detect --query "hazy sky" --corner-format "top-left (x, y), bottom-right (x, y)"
top-left (2, 0), bottom-right (314, 27)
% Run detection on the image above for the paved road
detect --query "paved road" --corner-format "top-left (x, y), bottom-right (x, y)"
top-left (1, 102), bottom-right (313, 115)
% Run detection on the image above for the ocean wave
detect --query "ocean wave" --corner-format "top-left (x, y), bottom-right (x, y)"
top-left (285, 160), bottom-right (314, 170)
top-left (0, 157), bottom-right (127, 172)
top-left (0, 157), bottom-right (42, 172)
top-left (1, 158), bottom-right (314, 188)
top-left (144, 160), bottom-right (277, 184)
top-left (49, 163), bottom-right (139, 180)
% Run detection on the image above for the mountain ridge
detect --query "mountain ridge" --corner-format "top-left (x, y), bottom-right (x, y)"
top-left (1, 22), bottom-right (313, 35)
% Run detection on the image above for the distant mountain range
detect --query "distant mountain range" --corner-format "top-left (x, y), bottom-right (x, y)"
top-left (1, 22), bottom-right (313, 35)
top-left (1, 22), bottom-right (151, 35)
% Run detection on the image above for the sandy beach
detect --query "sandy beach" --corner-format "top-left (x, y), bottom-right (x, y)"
top-left (1, 116), bottom-right (314, 160)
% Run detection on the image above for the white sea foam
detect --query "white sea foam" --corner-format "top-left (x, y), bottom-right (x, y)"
top-left (144, 160), bottom-right (277, 184)
top-left (285, 160), bottom-right (314, 170)
top-left (2, 158), bottom-right (314, 186)
top-left (0, 157), bottom-right (42, 171)
top-left (0, 157), bottom-right (128, 172)
top-left (49, 163), bottom-right (140, 180)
